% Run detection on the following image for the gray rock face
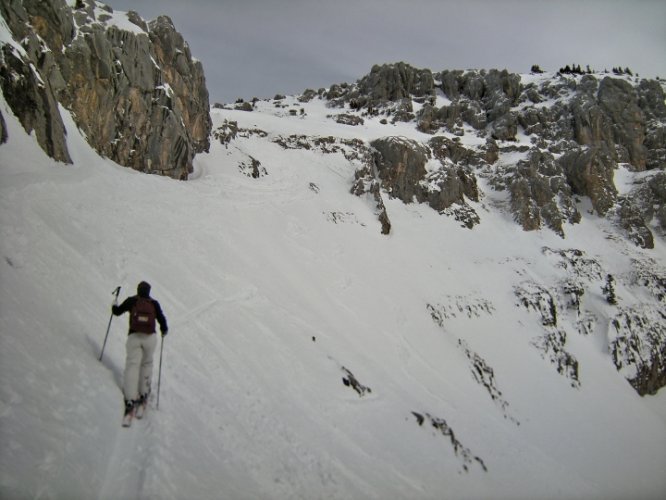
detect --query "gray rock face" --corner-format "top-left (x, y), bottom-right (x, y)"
top-left (611, 305), bottom-right (666, 395)
top-left (0, 42), bottom-right (72, 163)
top-left (369, 136), bottom-right (480, 227)
top-left (371, 136), bottom-right (429, 203)
top-left (328, 63), bottom-right (436, 125)
top-left (504, 150), bottom-right (580, 235)
top-left (597, 77), bottom-right (647, 169)
top-left (614, 197), bottom-right (654, 249)
top-left (0, 0), bottom-right (211, 179)
top-left (626, 171), bottom-right (666, 238)
top-left (427, 136), bottom-right (480, 211)
top-left (558, 147), bottom-right (617, 216)
top-left (436, 69), bottom-right (522, 140)
top-left (638, 80), bottom-right (666, 169)
top-left (338, 64), bottom-right (665, 247)
top-left (358, 62), bottom-right (435, 106)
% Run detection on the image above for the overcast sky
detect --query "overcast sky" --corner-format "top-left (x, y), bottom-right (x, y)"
top-left (108, 0), bottom-right (666, 104)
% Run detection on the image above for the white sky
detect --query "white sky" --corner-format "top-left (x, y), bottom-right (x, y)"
top-left (107, 0), bottom-right (666, 103)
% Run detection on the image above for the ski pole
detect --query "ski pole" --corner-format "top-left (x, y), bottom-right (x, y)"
top-left (99, 286), bottom-right (121, 361)
top-left (156, 335), bottom-right (165, 409)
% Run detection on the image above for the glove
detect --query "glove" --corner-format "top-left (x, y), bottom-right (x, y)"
top-left (161, 330), bottom-right (168, 337)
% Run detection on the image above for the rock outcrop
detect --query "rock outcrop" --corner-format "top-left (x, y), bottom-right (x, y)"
top-left (367, 136), bottom-right (480, 228)
top-left (330, 63), bottom-right (665, 246)
top-left (0, 43), bottom-right (72, 163)
top-left (348, 62), bottom-right (435, 112)
top-left (611, 305), bottom-right (666, 395)
top-left (0, 0), bottom-right (211, 179)
top-left (371, 136), bottom-right (429, 203)
top-left (558, 146), bottom-right (617, 215)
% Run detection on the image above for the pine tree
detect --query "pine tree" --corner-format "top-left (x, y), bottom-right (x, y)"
top-left (602, 274), bottom-right (617, 305)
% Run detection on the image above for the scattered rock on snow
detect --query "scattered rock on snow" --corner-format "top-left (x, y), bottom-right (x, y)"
top-left (238, 156), bottom-right (267, 178)
top-left (427, 295), bottom-right (495, 323)
top-left (531, 330), bottom-right (581, 388)
top-left (458, 340), bottom-right (519, 424)
top-left (514, 282), bottom-right (558, 327)
top-left (411, 411), bottom-right (487, 473)
top-left (341, 367), bottom-right (372, 397)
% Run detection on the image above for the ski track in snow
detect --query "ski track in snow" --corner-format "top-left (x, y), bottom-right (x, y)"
top-left (98, 411), bottom-right (153, 500)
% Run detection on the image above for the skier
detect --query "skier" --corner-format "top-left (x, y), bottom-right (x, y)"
top-left (112, 281), bottom-right (168, 425)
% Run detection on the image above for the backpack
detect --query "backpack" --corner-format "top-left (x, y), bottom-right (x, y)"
top-left (130, 297), bottom-right (156, 333)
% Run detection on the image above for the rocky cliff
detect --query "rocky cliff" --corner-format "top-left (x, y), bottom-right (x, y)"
top-left (0, 0), bottom-right (211, 179)
top-left (322, 63), bottom-right (666, 248)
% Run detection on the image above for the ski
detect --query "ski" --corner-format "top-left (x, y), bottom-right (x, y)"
top-left (135, 401), bottom-right (147, 419)
top-left (121, 401), bottom-right (135, 427)
top-left (121, 412), bottom-right (133, 427)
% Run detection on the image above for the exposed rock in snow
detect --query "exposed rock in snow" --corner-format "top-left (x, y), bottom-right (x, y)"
top-left (515, 282), bottom-right (558, 327)
top-left (458, 339), bottom-right (519, 424)
top-left (411, 411), bottom-right (488, 473)
top-left (610, 305), bottom-right (666, 396)
top-left (239, 156), bottom-right (266, 179)
top-left (341, 367), bottom-right (371, 397)
top-left (319, 62), bottom-right (666, 245)
top-left (427, 295), bottom-right (495, 322)
top-left (532, 330), bottom-right (581, 388)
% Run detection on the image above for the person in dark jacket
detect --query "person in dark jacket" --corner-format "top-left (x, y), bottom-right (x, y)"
top-left (112, 281), bottom-right (168, 418)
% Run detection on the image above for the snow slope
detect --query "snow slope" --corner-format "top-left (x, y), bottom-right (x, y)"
top-left (1, 92), bottom-right (665, 500)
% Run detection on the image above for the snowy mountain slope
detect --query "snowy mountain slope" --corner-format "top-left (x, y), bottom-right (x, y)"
top-left (1, 82), bottom-right (666, 500)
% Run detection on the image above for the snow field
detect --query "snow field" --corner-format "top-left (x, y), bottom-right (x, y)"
top-left (1, 93), bottom-right (665, 499)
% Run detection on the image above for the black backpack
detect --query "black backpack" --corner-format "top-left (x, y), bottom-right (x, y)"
top-left (130, 297), bottom-right (156, 333)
